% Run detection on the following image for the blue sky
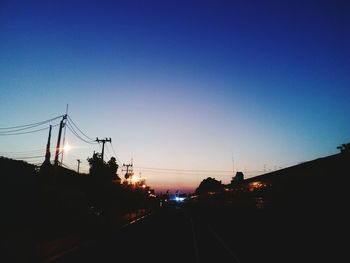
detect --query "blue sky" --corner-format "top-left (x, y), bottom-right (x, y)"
top-left (1, 0), bottom-right (349, 192)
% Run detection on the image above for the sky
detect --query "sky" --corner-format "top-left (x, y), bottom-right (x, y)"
top-left (1, 0), bottom-right (349, 193)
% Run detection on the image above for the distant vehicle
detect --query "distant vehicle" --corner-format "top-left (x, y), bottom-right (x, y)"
top-left (170, 193), bottom-right (188, 203)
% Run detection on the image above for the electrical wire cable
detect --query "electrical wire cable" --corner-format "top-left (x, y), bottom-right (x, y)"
top-left (104, 144), bottom-right (112, 160)
top-left (66, 122), bottom-right (97, 145)
top-left (0, 148), bottom-right (48, 154)
top-left (0, 124), bottom-right (59, 136)
top-left (0, 115), bottom-right (63, 131)
top-left (110, 142), bottom-right (121, 164)
top-left (135, 166), bottom-right (234, 173)
top-left (66, 120), bottom-right (97, 144)
top-left (11, 155), bottom-right (45, 160)
top-left (0, 114), bottom-right (99, 171)
top-left (67, 115), bottom-right (96, 142)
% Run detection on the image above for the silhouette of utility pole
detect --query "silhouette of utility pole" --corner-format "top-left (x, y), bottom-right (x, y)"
top-left (60, 104), bottom-right (69, 164)
top-left (44, 125), bottom-right (52, 164)
top-left (96, 137), bottom-right (111, 162)
top-left (77, 159), bottom-right (81, 174)
top-left (54, 115), bottom-right (67, 166)
top-left (122, 162), bottom-right (133, 180)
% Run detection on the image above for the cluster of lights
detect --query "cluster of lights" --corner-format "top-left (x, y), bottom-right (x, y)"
top-left (58, 143), bottom-right (156, 194)
top-left (248, 181), bottom-right (267, 191)
top-left (175, 196), bottom-right (186, 202)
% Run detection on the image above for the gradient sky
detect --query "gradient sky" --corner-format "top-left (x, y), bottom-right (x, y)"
top-left (1, 0), bottom-right (349, 193)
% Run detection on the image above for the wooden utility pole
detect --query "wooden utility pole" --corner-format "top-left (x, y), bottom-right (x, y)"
top-left (60, 104), bottom-right (69, 164)
top-left (54, 115), bottom-right (67, 166)
top-left (122, 162), bottom-right (133, 180)
top-left (95, 137), bottom-right (111, 162)
top-left (77, 159), bottom-right (81, 174)
top-left (44, 125), bottom-right (52, 164)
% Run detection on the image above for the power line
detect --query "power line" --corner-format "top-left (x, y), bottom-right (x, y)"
top-left (67, 115), bottom-right (96, 142)
top-left (66, 122), bottom-right (97, 145)
top-left (104, 143), bottom-right (112, 160)
top-left (11, 155), bottom-right (45, 160)
top-left (0, 113), bottom-right (100, 170)
top-left (0, 123), bottom-right (46, 134)
top-left (0, 148), bottom-right (49, 154)
top-left (104, 143), bottom-right (121, 165)
top-left (134, 170), bottom-right (232, 177)
top-left (135, 166), bottom-right (265, 174)
top-left (133, 167), bottom-right (266, 179)
top-left (0, 124), bottom-right (59, 136)
top-left (0, 115), bottom-right (63, 131)
top-left (110, 142), bottom-right (121, 165)
top-left (135, 166), bottom-right (234, 173)
top-left (61, 163), bottom-right (75, 171)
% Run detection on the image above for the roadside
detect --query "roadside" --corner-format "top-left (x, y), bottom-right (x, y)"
top-left (35, 209), bottom-right (151, 263)
top-left (11, 208), bottom-right (154, 263)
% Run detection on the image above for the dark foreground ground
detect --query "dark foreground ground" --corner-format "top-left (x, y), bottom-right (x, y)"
top-left (3, 152), bottom-right (348, 263)
top-left (52, 199), bottom-right (346, 263)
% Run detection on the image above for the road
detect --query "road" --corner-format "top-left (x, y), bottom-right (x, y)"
top-left (53, 201), bottom-right (345, 263)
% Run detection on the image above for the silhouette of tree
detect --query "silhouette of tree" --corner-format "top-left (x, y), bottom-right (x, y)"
top-left (195, 177), bottom-right (223, 195)
top-left (107, 157), bottom-right (118, 174)
top-left (87, 152), bottom-right (105, 176)
top-left (231, 171), bottom-right (244, 184)
top-left (337, 143), bottom-right (350, 153)
top-left (107, 157), bottom-right (121, 184)
top-left (87, 153), bottom-right (119, 182)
